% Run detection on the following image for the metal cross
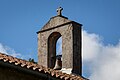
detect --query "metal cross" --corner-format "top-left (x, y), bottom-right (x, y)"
top-left (57, 7), bottom-right (63, 16)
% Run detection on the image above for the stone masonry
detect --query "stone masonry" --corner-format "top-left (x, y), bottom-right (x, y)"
top-left (37, 7), bottom-right (82, 75)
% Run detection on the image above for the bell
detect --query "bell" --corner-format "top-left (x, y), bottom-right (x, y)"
top-left (53, 58), bottom-right (62, 70)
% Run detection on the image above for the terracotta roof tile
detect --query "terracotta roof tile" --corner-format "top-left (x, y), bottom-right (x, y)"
top-left (0, 52), bottom-right (87, 80)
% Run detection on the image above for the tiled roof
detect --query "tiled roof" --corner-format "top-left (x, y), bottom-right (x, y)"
top-left (0, 52), bottom-right (86, 80)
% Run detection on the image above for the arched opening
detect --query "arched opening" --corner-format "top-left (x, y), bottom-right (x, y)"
top-left (48, 32), bottom-right (62, 69)
top-left (56, 37), bottom-right (62, 55)
top-left (55, 37), bottom-right (62, 70)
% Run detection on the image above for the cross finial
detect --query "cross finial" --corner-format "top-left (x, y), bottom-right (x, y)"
top-left (57, 7), bottom-right (63, 16)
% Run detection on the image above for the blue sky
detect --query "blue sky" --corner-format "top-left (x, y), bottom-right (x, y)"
top-left (0, 0), bottom-right (120, 79)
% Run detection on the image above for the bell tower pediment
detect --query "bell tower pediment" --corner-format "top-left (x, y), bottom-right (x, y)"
top-left (38, 16), bottom-right (71, 32)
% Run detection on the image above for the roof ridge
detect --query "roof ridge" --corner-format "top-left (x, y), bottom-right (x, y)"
top-left (0, 52), bottom-right (86, 80)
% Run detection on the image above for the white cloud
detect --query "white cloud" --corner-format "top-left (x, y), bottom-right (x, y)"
top-left (0, 43), bottom-right (21, 58)
top-left (0, 43), bottom-right (37, 61)
top-left (0, 43), bottom-right (7, 54)
top-left (82, 30), bottom-right (103, 61)
top-left (82, 30), bottom-right (120, 80)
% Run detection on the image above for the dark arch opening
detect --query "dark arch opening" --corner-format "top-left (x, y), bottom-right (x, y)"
top-left (48, 32), bottom-right (62, 68)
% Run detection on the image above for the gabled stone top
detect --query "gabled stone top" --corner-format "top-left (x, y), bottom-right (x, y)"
top-left (37, 7), bottom-right (82, 34)
top-left (41, 7), bottom-right (71, 31)
top-left (40, 16), bottom-right (71, 30)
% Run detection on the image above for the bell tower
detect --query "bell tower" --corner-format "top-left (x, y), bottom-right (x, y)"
top-left (37, 7), bottom-right (82, 75)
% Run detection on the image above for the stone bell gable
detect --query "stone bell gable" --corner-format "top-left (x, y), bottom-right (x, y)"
top-left (40, 16), bottom-right (70, 31)
top-left (37, 7), bottom-right (82, 75)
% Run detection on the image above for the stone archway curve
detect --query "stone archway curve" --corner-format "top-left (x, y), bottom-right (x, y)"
top-left (48, 32), bottom-right (62, 68)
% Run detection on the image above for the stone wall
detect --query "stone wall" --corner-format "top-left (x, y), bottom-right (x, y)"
top-left (37, 16), bottom-right (82, 75)
top-left (38, 22), bottom-right (73, 68)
